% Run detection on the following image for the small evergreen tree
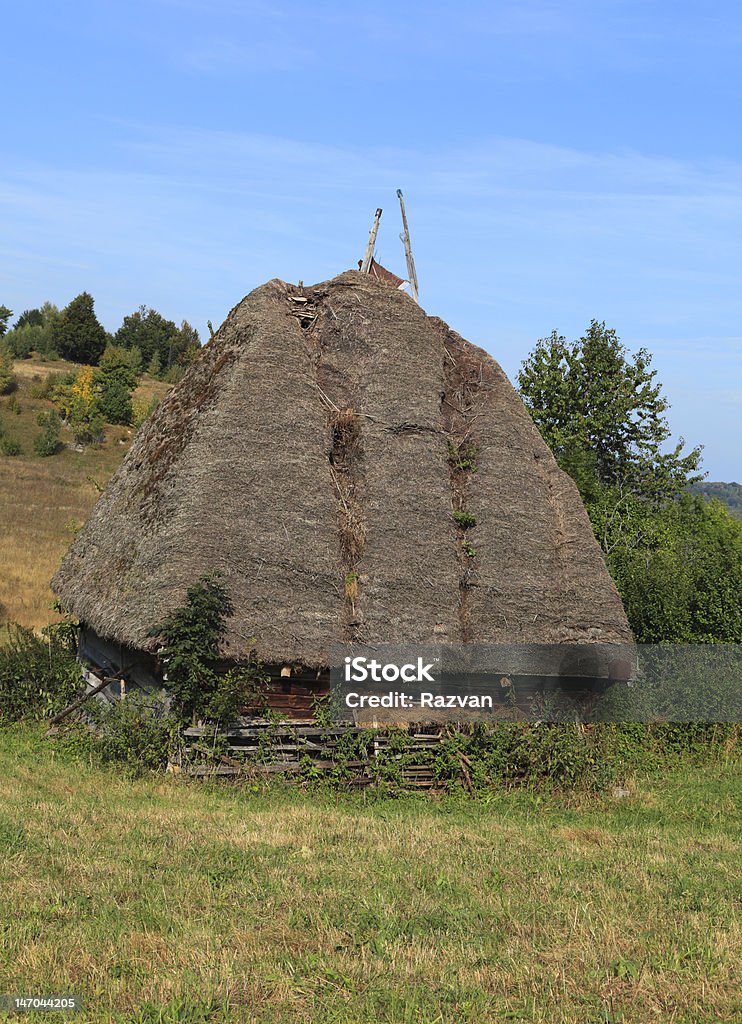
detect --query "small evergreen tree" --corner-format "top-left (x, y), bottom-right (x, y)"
top-left (0, 349), bottom-right (15, 394)
top-left (151, 574), bottom-right (265, 724)
top-left (147, 351), bottom-right (161, 378)
top-left (52, 292), bottom-right (108, 365)
top-left (34, 410), bottom-right (62, 456)
top-left (98, 378), bottom-right (133, 425)
top-left (96, 344), bottom-right (139, 424)
top-left (0, 306), bottom-right (12, 337)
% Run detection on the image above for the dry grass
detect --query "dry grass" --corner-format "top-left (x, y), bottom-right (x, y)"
top-left (0, 356), bottom-right (169, 630)
top-left (0, 724), bottom-right (739, 1023)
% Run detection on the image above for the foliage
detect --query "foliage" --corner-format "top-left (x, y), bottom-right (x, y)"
top-left (97, 376), bottom-right (133, 425)
top-left (74, 693), bottom-right (183, 773)
top-left (598, 493), bottom-right (742, 642)
top-left (448, 440), bottom-right (479, 473)
top-left (52, 366), bottom-right (105, 443)
top-left (29, 370), bottom-right (66, 400)
top-left (131, 394), bottom-right (160, 428)
top-left (151, 573), bottom-right (266, 725)
top-left (0, 305), bottom-right (12, 336)
top-left (3, 304), bottom-right (61, 360)
top-left (516, 322), bottom-right (742, 643)
top-left (97, 343), bottom-right (141, 387)
top-left (34, 410), bottom-right (63, 457)
top-left (688, 479), bottom-right (742, 521)
top-left (51, 292), bottom-right (108, 365)
top-left (518, 322), bottom-right (703, 503)
top-left (0, 435), bottom-right (21, 456)
top-left (147, 351), bottom-right (161, 378)
top-left (0, 348), bottom-right (15, 394)
top-left (452, 510), bottom-right (477, 529)
top-left (15, 308), bottom-right (44, 329)
top-left (115, 306), bottom-right (200, 378)
top-left (0, 622), bottom-right (80, 723)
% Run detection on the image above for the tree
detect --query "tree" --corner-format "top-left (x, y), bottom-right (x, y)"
top-left (52, 293), bottom-right (108, 365)
top-left (594, 493), bottom-right (742, 643)
top-left (0, 306), bottom-right (12, 337)
top-left (518, 321), bottom-right (703, 503)
top-left (34, 411), bottom-right (62, 457)
top-left (115, 307), bottom-right (200, 377)
top-left (97, 378), bottom-right (133, 425)
top-left (15, 309), bottom-right (44, 329)
top-left (0, 349), bottom-right (15, 395)
top-left (96, 345), bottom-right (139, 424)
top-left (516, 322), bottom-right (742, 644)
top-left (5, 302), bottom-right (61, 359)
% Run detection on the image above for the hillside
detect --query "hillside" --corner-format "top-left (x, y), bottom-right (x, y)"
top-left (0, 356), bottom-right (170, 629)
top-left (688, 480), bottom-right (742, 520)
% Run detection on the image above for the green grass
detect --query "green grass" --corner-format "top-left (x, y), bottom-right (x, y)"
top-left (0, 724), bottom-right (739, 1023)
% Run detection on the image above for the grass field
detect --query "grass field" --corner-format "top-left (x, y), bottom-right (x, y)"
top-left (0, 358), bottom-right (169, 630)
top-left (0, 725), bottom-right (739, 1023)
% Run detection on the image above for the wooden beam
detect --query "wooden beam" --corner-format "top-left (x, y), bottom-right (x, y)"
top-left (397, 189), bottom-right (419, 303)
top-left (360, 208), bottom-right (383, 273)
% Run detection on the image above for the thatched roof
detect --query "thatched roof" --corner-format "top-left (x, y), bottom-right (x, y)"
top-left (52, 271), bottom-right (632, 665)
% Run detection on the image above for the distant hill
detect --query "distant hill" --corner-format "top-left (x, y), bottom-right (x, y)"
top-left (0, 356), bottom-right (170, 629)
top-left (687, 481), bottom-right (742, 520)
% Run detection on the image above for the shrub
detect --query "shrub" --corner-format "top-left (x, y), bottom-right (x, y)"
top-left (0, 436), bottom-right (21, 456)
top-left (448, 440), bottom-right (479, 473)
top-left (34, 410), bottom-right (62, 456)
top-left (98, 377), bottom-right (133, 425)
top-left (0, 623), bottom-right (80, 723)
top-left (30, 371), bottom-right (66, 400)
top-left (0, 349), bottom-right (15, 394)
top-left (75, 693), bottom-right (182, 772)
top-left (151, 573), bottom-right (267, 725)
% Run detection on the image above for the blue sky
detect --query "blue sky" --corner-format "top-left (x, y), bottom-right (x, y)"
top-left (2, 0), bottom-right (740, 479)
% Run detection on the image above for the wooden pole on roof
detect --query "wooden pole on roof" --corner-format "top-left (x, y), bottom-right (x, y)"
top-left (397, 189), bottom-right (419, 303)
top-left (360, 208), bottom-right (382, 274)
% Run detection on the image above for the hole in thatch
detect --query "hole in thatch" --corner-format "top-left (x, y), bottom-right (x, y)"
top-left (328, 407), bottom-right (362, 466)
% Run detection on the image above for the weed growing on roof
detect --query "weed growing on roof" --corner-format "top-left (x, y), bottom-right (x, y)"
top-left (453, 510), bottom-right (477, 529)
top-left (448, 440), bottom-right (480, 473)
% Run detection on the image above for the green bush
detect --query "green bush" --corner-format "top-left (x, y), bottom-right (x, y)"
top-left (151, 573), bottom-right (267, 725)
top-left (98, 377), bottom-right (133, 425)
top-left (0, 436), bottom-right (21, 456)
top-left (448, 440), bottom-right (479, 473)
top-left (0, 623), bottom-right (80, 723)
top-left (452, 510), bottom-right (477, 529)
top-left (34, 410), bottom-right (63, 456)
top-left (74, 693), bottom-right (182, 772)
top-left (0, 349), bottom-right (15, 394)
top-left (29, 371), bottom-right (66, 400)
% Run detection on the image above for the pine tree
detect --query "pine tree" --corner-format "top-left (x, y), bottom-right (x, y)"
top-left (0, 349), bottom-right (15, 395)
top-left (52, 293), bottom-right (108, 365)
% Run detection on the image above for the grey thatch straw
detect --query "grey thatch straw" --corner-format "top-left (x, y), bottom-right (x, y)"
top-left (52, 271), bottom-right (632, 666)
